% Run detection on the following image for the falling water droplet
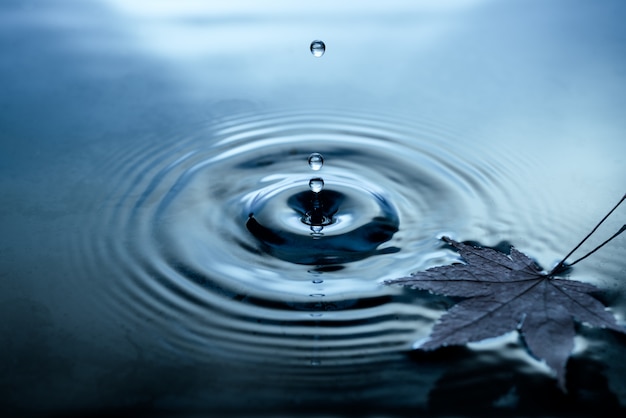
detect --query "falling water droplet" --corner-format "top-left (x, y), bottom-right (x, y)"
top-left (308, 153), bottom-right (324, 171)
top-left (310, 40), bottom-right (325, 57)
top-left (309, 178), bottom-right (324, 193)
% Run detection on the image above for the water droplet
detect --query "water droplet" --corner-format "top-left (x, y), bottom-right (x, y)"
top-left (312, 278), bottom-right (324, 284)
top-left (309, 293), bottom-right (325, 297)
top-left (310, 225), bottom-right (323, 236)
top-left (309, 178), bottom-right (324, 193)
top-left (308, 153), bottom-right (324, 171)
top-left (310, 40), bottom-right (325, 57)
top-left (310, 313), bottom-right (323, 317)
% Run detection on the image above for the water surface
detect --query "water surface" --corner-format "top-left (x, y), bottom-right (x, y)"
top-left (1, 0), bottom-right (625, 416)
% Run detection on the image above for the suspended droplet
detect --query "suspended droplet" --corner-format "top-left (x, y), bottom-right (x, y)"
top-left (312, 278), bottom-right (324, 284)
top-left (309, 178), bottom-right (324, 193)
top-left (308, 152), bottom-right (324, 171)
top-left (310, 40), bottom-right (325, 57)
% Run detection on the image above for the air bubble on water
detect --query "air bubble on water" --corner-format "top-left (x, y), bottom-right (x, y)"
top-left (309, 178), bottom-right (324, 193)
top-left (308, 153), bottom-right (324, 171)
top-left (310, 40), bottom-right (325, 57)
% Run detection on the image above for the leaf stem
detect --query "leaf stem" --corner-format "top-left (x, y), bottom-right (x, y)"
top-left (551, 193), bottom-right (625, 274)
top-left (567, 224), bottom-right (626, 267)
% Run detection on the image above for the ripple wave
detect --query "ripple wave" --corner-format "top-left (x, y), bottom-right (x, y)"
top-left (72, 109), bottom-right (565, 373)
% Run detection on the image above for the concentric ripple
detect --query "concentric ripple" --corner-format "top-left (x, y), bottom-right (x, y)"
top-left (75, 109), bottom-right (558, 371)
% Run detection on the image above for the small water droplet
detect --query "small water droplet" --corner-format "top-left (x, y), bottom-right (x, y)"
top-left (309, 293), bottom-right (325, 297)
top-left (310, 225), bottom-right (323, 236)
top-left (312, 279), bottom-right (324, 284)
top-left (308, 153), bottom-right (324, 171)
top-left (309, 178), bottom-right (324, 193)
top-left (310, 40), bottom-right (325, 57)
top-left (310, 313), bottom-right (323, 317)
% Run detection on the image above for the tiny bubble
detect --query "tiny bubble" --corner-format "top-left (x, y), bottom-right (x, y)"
top-left (312, 279), bottom-right (324, 284)
top-left (310, 40), bottom-right (325, 57)
top-left (308, 153), bottom-right (324, 171)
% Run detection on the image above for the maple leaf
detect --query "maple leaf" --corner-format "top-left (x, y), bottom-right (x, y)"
top-left (386, 195), bottom-right (626, 390)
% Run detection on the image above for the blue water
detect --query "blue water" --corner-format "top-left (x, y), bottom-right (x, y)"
top-left (1, 0), bottom-right (625, 416)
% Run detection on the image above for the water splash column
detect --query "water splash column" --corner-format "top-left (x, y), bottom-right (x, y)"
top-left (305, 152), bottom-right (327, 236)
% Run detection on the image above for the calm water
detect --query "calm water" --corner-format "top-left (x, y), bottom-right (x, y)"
top-left (1, 0), bottom-right (625, 416)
